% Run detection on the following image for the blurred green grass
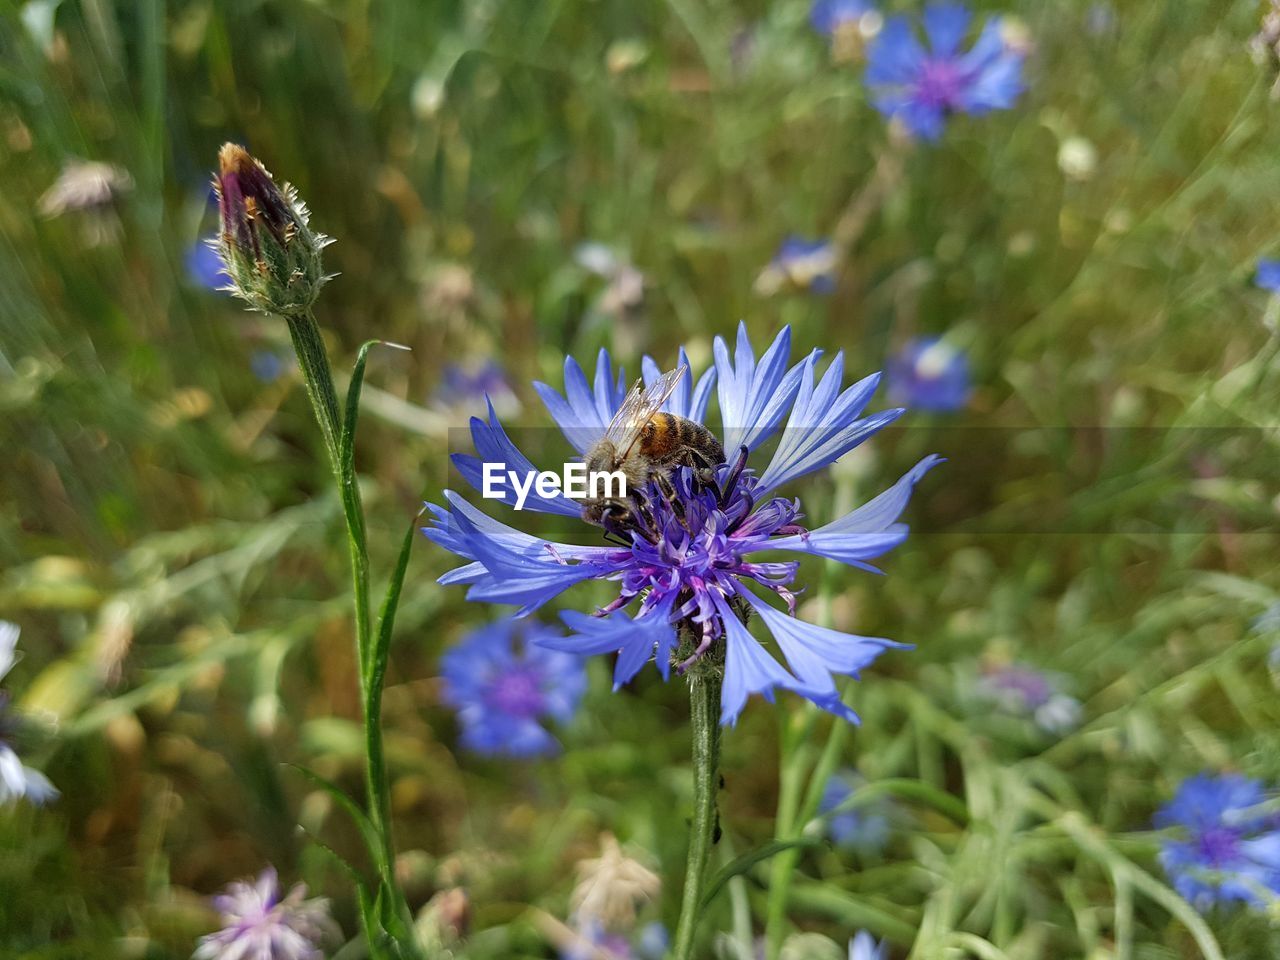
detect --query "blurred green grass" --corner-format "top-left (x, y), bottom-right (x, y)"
top-left (2, 0), bottom-right (1280, 957)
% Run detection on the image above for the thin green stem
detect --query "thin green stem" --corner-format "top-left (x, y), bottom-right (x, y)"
top-left (672, 664), bottom-right (723, 960)
top-left (282, 311), bottom-right (397, 904)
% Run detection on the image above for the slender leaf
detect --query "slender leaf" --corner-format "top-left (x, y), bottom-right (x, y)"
top-left (701, 837), bottom-right (827, 910)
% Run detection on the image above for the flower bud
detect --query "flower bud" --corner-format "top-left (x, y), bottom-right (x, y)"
top-left (213, 143), bottom-right (332, 315)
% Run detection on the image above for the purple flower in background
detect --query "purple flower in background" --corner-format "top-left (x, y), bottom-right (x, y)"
top-left (1156, 774), bottom-right (1280, 912)
top-left (1255, 258), bottom-right (1280, 292)
top-left (975, 662), bottom-right (1081, 734)
top-left (441, 618), bottom-right (586, 757)
top-left (810, 0), bottom-right (874, 37)
top-left (194, 866), bottom-right (339, 960)
top-left (424, 323), bottom-right (939, 726)
top-left (819, 771), bottom-right (892, 854)
top-left (434, 359), bottom-right (520, 419)
top-left (865, 3), bottom-right (1026, 140)
top-left (0, 622), bottom-right (58, 806)
top-left (754, 237), bottom-right (838, 296)
top-left (186, 240), bottom-right (228, 292)
top-left (887, 337), bottom-right (970, 412)
top-left (849, 931), bottom-right (888, 960)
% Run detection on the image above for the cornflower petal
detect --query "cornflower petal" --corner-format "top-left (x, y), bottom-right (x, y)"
top-left (715, 322), bottom-right (817, 454)
top-left (756, 354), bottom-right (904, 496)
top-left (716, 593), bottom-right (807, 726)
top-left (534, 350), bottom-right (628, 454)
top-left (452, 399), bottom-right (580, 516)
top-left (642, 347), bottom-right (717, 422)
top-left (923, 3), bottom-right (972, 58)
top-left (765, 455), bottom-right (943, 566)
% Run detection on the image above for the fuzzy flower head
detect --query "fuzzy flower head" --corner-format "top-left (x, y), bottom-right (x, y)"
top-left (425, 324), bottom-right (939, 726)
top-left (213, 144), bottom-right (332, 315)
top-left (865, 3), bottom-right (1026, 141)
top-left (818, 770), bottom-right (892, 854)
top-left (1155, 773), bottom-right (1280, 912)
top-left (0, 622), bottom-right (58, 806)
top-left (441, 618), bottom-right (586, 757)
top-left (887, 337), bottom-right (970, 412)
top-left (193, 866), bottom-right (339, 960)
top-left (754, 237), bottom-right (838, 296)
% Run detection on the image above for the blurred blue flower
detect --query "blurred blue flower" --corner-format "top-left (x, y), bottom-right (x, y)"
top-left (194, 866), bottom-right (339, 960)
top-left (887, 337), bottom-right (970, 412)
top-left (0, 621), bottom-right (58, 806)
top-left (434, 359), bottom-right (520, 418)
top-left (186, 240), bottom-right (228, 291)
top-left (819, 771), bottom-right (892, 854)
top-left (865, 3), bottom-right (1026, 141)
top-left (975, 662), bottom-right (1081, 735)
top-left (441, 618), bottom-right (587, 757)
top-left (561, 920), bottom-right (667, 960)
top-left (250, 350), bottom-right (289, 384)
top-left (1255, 259), bottom-right (1280, 292)
top-left (755, 237), bottom-right (838, 296)
top-left (425, 323), bottom-right (939, 726)
top-left (1156, 773), bottom-right (1280, 912)
top-left (810, 0), bottom-right (874, 38)
top-left (848, 930), bottom-right (888, 960)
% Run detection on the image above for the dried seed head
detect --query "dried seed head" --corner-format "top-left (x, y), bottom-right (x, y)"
top-left (213, 144), bottom-right (333, 316)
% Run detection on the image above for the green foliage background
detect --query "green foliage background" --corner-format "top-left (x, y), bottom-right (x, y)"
top-left (1, 0), bottom-right (1279, 957)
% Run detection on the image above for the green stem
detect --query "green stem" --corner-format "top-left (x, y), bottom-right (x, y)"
top-left (672, 664), bottom-right (723, 960)
top-left (282, 312), bottom-right (396, 891)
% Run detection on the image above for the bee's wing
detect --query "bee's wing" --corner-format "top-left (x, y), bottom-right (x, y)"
top-left (603, 365), bottom-right (688, 458)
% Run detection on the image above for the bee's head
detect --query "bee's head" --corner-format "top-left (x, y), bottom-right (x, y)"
top-left (583, 440), bottom-right (618, 476)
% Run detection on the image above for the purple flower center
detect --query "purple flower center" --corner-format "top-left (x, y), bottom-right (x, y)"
top-left (597, 462), bottom-right (805, 667)
top-left (487, 668), bottom-right (546, 719)
top-left (1196, 826), bottom-right (1243, 868)
top-left (915, 58), bottom-right (968, 110)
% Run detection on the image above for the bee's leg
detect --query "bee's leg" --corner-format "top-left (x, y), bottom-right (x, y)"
top-left (600, 505), bottom-right (635, 546)
top-left (686, 449), bottom-right (725, 502)
top-left (651, 470), bottom-right (688, 528)
top-left (629, 489), bottom-right (658, 531)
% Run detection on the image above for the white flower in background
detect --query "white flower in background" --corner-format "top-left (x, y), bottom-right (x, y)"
top-left (194, 866), bottom-right (339, 960)
top-left (570, 833), bottom-right (660, 933)
top-left (38, 160), bottom-right (133, 217)
top-left (0, 621), bottom-right (58, 806)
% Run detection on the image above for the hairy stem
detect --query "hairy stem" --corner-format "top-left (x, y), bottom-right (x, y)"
top-left (672, 663), bottom-right (723, 960)
top-left (283, 312), bottom-right (396, 895)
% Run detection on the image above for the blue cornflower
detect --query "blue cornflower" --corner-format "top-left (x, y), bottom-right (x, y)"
top-left (250, 350), bottom-right (289, 384)
top-left (186, 240), bottom-right (228, 292)
top-left (887, 337), bottom-right (970, 412)
top-left (865, 3), bottom-right (1026, 141)
top-left (441, 618), bottom-right (586, 757)
top-left (755, 237), bottom-right (838, 296)
top-left (810, 0), bottom-right (875, 38)
top-left (1155, 773), bottom-right (1280, 911)
top-left (194, 866), bottom-right (339, 960)
top-left (0, 622), bottom-right (57, 806)
top-left (425, 323), bottom-right (939, 726)
top-left (848, 931), bottom-right (888, 960)
top-left (819, 770), bottom-right (892, 854)
top-left (1256, 258), bottom-right (1280, 292)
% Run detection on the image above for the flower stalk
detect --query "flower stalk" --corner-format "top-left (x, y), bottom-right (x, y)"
top-left (215, 145), bottom-right (411, 955)
top-left (672, 633), bottom-right (724, 960)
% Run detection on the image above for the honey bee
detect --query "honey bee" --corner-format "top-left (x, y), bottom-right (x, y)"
top-left (580, 365), bottom-right (726, 531)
